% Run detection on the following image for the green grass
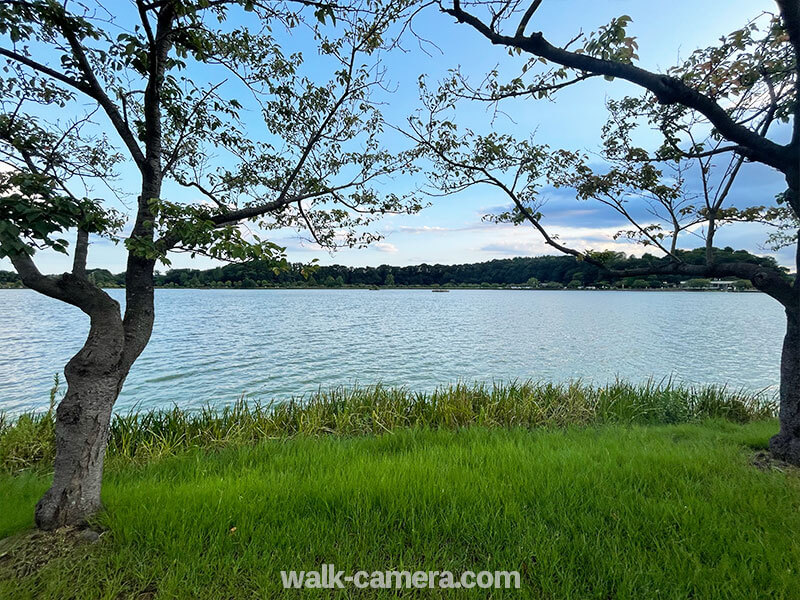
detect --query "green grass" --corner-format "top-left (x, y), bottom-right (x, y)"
top-left (2, 420), bottom-right (799, 599)
top-left (1, 379), bottom-right (776, 471)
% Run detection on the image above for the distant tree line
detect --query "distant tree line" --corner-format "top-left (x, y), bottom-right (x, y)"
top-left (0, 247), bottom-right (784, 290)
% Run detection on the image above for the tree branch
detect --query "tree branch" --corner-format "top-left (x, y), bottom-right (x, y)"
top-left (209, 195), bottom-right (302, 226)
top-left (441, 1), bottom-right (795, 173)
top-left (515, 0), bottom-right (543, 37)
top-left (163, 80), bottom-right (227, 175)
top-left (53, 11), bottom-right (147, 170)
top-left (604, 260), bottom-right (795, 305)
top-left (8, 248), bottom-right (116, 315)
top-left (135, 0), bottom-right (157, 48)
top-left (407, 106), bottom-right (796, 306)
top-left (121, 4), bottom-right (178, 370)
top-left (0, 6), bottom-right (145, 168)
top-left (0, 47), bottom-right (89, 93)
top-left (72, 228), bottom-right (89, 278)
top-left (8, 251), bottom-right (68, 301)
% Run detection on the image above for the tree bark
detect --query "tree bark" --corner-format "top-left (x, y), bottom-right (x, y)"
top-left (34, 301), bottom-right (127, 530)
top-left (770, 301), bottom-right (800, 465)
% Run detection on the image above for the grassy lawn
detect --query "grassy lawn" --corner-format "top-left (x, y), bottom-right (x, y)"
top-left (2, 419), bottom-right (799, 598)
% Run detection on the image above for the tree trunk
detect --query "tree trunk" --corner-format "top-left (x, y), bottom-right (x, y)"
top-left (770, 306), bottom-right (800, 465)
top-left (35, 303), bottom-right (126, 530)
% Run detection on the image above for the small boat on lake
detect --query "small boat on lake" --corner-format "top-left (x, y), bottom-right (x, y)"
top-left (432, 289), bottom-right (450, 293)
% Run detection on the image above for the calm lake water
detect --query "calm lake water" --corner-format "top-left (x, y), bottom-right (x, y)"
top-left (0, 288), bottom-right (786, 414)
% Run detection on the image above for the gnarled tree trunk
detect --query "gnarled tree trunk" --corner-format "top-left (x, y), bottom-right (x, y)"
top-left (33, 161), bottom-right (161, 531)
top-left (35, 301), bottom-right (127, 530)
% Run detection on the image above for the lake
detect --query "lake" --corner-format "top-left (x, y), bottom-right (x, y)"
top-left (0, 288), bottom-right (785, 414)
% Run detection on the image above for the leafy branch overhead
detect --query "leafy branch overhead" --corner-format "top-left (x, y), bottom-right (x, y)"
top-left (415, 1), bottom-right (797, 306)
top-left (0, 0), bottom-right (421, 275)
top-left (440, 1), bottom-right (798, 178)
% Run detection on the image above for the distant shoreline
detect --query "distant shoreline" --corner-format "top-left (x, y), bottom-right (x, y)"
top-left (1, 248), bottom-right (787, 292)
top-left (0, 285), bottom-right (765, 292)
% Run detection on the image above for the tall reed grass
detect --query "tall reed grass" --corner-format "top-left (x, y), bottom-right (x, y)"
top-left (0, 379), bottom-right (776, 472)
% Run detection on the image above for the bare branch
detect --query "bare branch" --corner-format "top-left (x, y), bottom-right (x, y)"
top-left (297, 200), bottom-right (324, 246)
top-left (8, 247), bottom-right (117, 315)
top-left (515, 0), bottom-right (543, 37)
top-left (209, 196), bottom-right (298, 226)
top-left (135, 0), bottom-right (156, 47)
top-left (9, 251), bottom-right (68, 301)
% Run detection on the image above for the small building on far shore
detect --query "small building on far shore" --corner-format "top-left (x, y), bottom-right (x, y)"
top-left (706, 280), bottom-right (736, 291)
top-left (679, 279), bottom-right (747, 291)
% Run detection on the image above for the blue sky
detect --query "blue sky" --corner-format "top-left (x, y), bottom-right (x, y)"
top-left (1, 0), bottom-right (792, 274)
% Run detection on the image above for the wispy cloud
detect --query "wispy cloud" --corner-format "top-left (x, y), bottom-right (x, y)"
top-left (374, 242), bottom-right (399, 253)
top-left (396, 225), bottom-right (451, 234)
top-left (476, 223), bottom-right (653, 257)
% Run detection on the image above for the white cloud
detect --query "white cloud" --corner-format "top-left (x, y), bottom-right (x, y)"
top-left (374, 242), bottom-right (398, 253)
top-left (476, 223), bottom-right (656, 257)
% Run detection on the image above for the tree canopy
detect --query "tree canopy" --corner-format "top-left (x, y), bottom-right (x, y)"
top-left (0, 0), bottom-right (421, 275)
top-left (1, 246), bottom-right (778, 289)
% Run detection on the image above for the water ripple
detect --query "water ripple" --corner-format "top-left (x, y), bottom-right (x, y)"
top-left (0, 288), bottom-right (785, 413)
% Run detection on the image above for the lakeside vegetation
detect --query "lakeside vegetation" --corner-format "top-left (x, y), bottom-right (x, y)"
top-left (2, 421), bottom-right (799, 599)
top-left (1, 382), bottom-right (793, 598)
top-left (0, 247), bottom-right (782, 290)
top-left (0, 380), bottom-right (776, 472)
